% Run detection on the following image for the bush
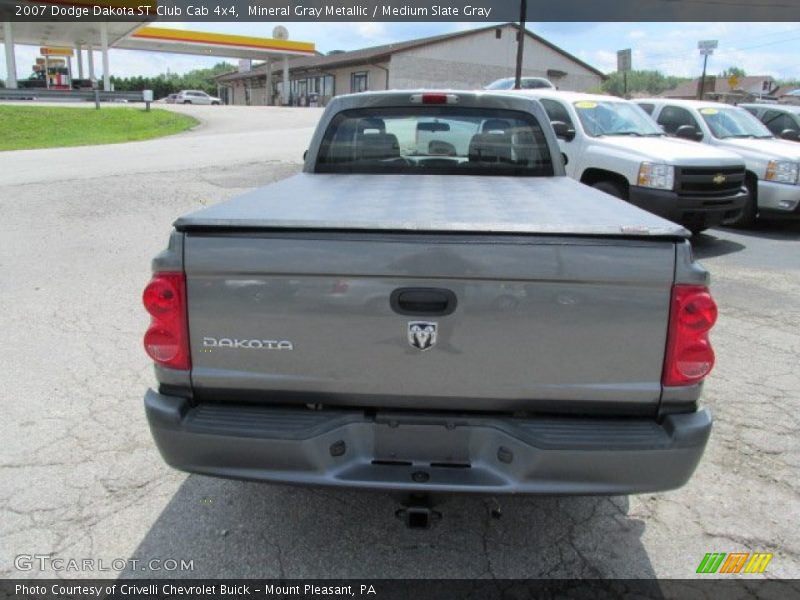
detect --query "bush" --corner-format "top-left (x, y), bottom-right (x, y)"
top-left (110, 63), bottom-right (236, 99)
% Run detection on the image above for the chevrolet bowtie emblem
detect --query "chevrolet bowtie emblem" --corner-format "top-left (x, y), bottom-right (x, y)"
top-left (713, 174), bottom-right (727, 184)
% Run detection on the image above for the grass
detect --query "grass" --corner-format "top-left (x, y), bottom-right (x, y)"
top-left (0, 105), bottom-right (199, 151)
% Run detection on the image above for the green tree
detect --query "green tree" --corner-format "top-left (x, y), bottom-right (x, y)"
top-left (601, 70), bottom-right (691, 97)
top-left (110, 62), bottom-right (236, 98)
top-left (777, 79), bottom-right (800, 89)
top-left (719, 66), bottom-right (747, 79)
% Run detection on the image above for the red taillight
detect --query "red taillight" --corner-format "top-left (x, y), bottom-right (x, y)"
top-left (662, 285), bottom-right (717, 386)
top-left (409, 93), bottom-right (459, 105)
top-left (143, 272), bottom-right (190, 370)
top-left (422, 93), bottom-right (448, 104)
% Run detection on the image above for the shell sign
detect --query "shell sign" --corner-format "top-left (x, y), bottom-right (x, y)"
top-left (40, 47), bottom-right (74, 57)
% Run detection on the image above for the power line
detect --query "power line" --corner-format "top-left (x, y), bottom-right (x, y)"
top-left (630, 26), bottom-right (800, 64)
top-left (732, 34), bottom-right (800, 52)
top-left (635, 34), bottom-right (800, 73)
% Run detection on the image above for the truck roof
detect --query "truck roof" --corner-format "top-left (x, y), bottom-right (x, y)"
top-left (502, 90), bottom-right (629, 104)
top-left (740, 103), bottom-right (800, 114)
top-left (636, 98), bottom-right (742, 111)
top-left (175, 173), bottom-right (688, 238)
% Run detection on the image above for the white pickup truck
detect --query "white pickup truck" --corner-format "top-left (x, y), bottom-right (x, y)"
top-left (638, 98), bottom-right (800, 226)
top-left (510, 91), bottom-right (748, 234)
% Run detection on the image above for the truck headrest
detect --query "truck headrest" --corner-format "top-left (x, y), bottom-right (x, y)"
top-left (357, 118), bottom-right (387, 134)
top-left (468, 133), bottom-right (513, 163)
top-left (356, 133), bottom-right (401, 160)
top-left (481, 119), bottom-right (512, 133)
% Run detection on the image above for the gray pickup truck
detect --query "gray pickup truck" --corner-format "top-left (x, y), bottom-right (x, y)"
top-left (143, 91), bottom-right (716, 507)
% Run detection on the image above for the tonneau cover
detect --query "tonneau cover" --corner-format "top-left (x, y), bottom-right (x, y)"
top-left (174, 173), bottom-right (688, 238)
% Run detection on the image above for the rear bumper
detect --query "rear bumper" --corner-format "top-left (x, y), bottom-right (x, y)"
top-left (628, 186), bottom-right (747, 229)
top-left (145, 390), bottom-right (712, 495)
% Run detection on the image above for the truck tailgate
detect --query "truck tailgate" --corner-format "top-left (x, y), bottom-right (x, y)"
top-left (184, 233), bottom-right (675, 413)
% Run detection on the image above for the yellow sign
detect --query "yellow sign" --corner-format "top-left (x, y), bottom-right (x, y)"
top-left (40, 47), bottom-right (74, 57)
top-left (575, 101), bottom-right (598, 109)
top-left (728, 75), bottom-right (740, 89)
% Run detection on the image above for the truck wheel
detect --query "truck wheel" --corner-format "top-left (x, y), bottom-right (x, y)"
top-left (592, 180), bottom-right (627, 200)
top-left (183, 100), bottom-right (192, 105)
top-left (723, 180), bottom-right (757, 228)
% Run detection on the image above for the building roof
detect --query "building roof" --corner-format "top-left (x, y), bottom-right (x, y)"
top-left (636, 98), bottom-right (742, 110)
top-left (215, 23), bottom-right (606, 83)
top-left (662, 75), bottom-right (778, 98)
top-left (773, 85), bottom-right (800, 98)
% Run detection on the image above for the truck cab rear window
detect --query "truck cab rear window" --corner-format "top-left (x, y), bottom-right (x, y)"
top-left (315, 107), bottom-right (554, 176)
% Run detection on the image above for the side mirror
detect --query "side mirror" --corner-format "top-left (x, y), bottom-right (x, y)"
top-left (303, 149), bottom-right (308, 160)
top-left (780, 128), bottom-right (800, 142)
top-left (551, 121), bottom-right (576, 142)
top-left (675, 124), bottom-right (703, 141)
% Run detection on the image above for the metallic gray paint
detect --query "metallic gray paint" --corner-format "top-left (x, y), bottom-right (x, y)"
top-left (145, 390), bottom-right (712, 495)
top-left (184, 233), bottom-right (675, 409)
top-left (145, 90), bottom-right (714, 493)
top-left (302, 91), bottom-right (568, 177)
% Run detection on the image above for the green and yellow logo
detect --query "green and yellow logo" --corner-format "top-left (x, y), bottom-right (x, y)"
top-left (696, 552), bottom-right (773, 574)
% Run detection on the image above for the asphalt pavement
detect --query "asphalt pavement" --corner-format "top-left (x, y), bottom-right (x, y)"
top-left (1, 103), bottom-right (798, 580)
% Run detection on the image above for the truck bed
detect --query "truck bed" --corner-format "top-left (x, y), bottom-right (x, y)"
top-left (171, 173), bottom-right (690, 414)
top-left (174, 173), bottom-right (689, 238)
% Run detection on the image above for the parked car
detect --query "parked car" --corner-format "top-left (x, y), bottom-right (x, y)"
top-left (484, 77), bottom-right (554, 90)
top-left (143, 91), bottom-right (716, 521)
top-left (175, 90), bottom-right (222, 105)
top-left (739, 103), bottom-right (800, 141)
top-left (164, 93), bottom-right (178, 104)
top-left (504, 90), bottom-right (747, 233)
top-left (637, 98), bottom-right (800, 226)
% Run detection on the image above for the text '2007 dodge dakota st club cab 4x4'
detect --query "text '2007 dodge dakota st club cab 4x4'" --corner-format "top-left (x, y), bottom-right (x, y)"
top-left (143, 91), bottom-right (717, 506)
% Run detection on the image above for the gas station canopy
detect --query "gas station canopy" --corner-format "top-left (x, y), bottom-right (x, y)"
top-left (0, 19), bottom-right (147, 50)
top-left (121, 26), bottom-right (315, 60)
top-left (1, 1), bottom-right (316, 91)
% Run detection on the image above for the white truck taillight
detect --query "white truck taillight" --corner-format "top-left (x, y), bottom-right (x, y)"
top-left (143, 272), bottom-right (191, 370)
top-left (662, 284), bottom-right (717, 386)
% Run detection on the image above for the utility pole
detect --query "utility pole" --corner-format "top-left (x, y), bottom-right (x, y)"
top-left (697, 40), bottom-right (718, 99)
top-left (698, 53), bottom-right (709, 99)
top-left (514, 0), bottom-right (527, 89)
top-left (617, 49), bottom-right (632, 98)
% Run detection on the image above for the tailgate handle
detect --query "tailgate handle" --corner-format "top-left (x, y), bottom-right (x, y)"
top-left (391, 288), bottom-right (457, 316)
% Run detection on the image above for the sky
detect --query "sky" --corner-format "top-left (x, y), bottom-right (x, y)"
top-left (3, 21), bottom-right (800, 83)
